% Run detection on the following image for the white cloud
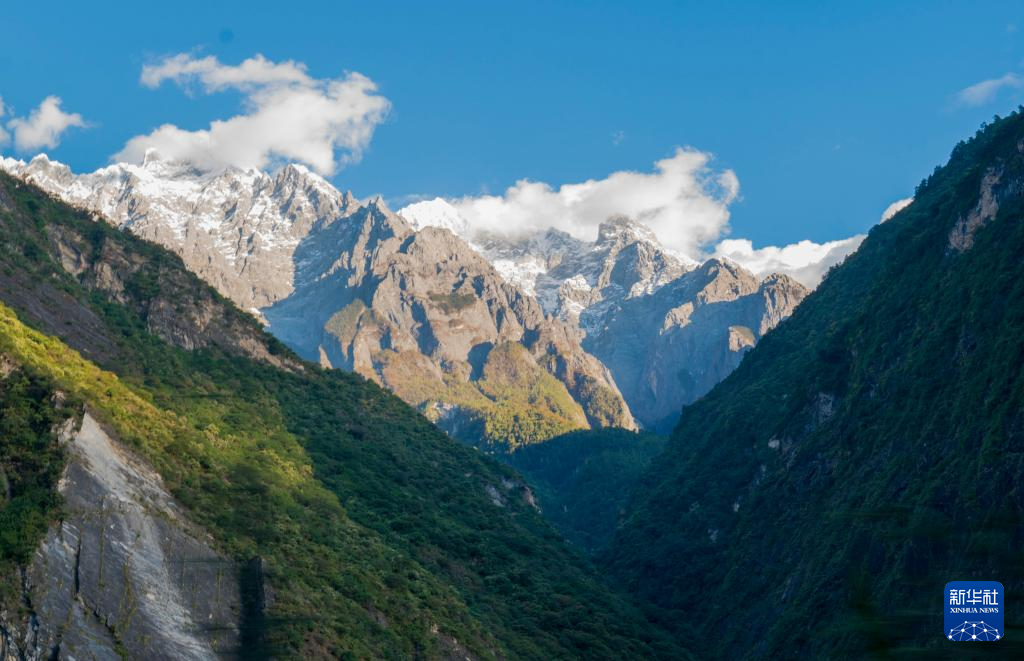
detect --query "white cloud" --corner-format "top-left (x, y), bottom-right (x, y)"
top-left (6, 96), bottom-right (87, 152)
top-left (139, 53), bottom-right (310, 91)
top-left (116, 53), bottom-right (391, 176)
top-left (417, 148), bottom-right (740, 257)
top-left (880, 197), bottom-right (912, 222)
top-left (400, 150), bottom-right (865, 288)
top-left (713, 236), bottom-right (865, 288)
top-left (956, 73), bottom-right (1023, 107)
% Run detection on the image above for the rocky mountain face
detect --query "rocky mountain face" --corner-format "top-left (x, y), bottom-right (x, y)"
top-left (601, 112), bottom-right (1024, 657)
top-left (3, 155), bottom-right (633, 448)
top-left (582, 259), bottom-right (807, 429)
top-left (0, 408), bottom-right (241, 661)
top-left (3, 154), bottom-right (805, 442)
top-left (2, 152), bottom-right (360, 314)
top-left (264, 200), bottom-right (635, 447)
top-left (404, 204), bottom-right (809, 430)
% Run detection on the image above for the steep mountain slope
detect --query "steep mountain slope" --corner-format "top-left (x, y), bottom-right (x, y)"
top-left (583, 259), bottom-right (806, 429)
top-left (0, 172), bottom-right (684, 659)
top-left (3, 156), bottom-right (634, 449)
top-left (1, 152), bottom-right (361, 313)
top-left (603, 111), bottom-right (1024, 657)
top-left (404, 204), bottom-right (809, 430)
top-left (264, 201), bottom-right (635, 448)
top-left (506, 429), bottom-right (667, 555)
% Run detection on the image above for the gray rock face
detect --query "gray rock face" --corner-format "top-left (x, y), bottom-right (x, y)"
top-left (1, 414), bottom-right (240, 661)
top-left (3, 153), bottom-right (359, 313)
top-left (582, 260), bottom-right (808, 429)
top-left (3, 156), bottom-right (634, 445)
top-left (460, 216), bottom-right (809, 430)
top-left (265, 201), bottom-right (636, 435)
top-left (3, 155), bottom-right (807, 439)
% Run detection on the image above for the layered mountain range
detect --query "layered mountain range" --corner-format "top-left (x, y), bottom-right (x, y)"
top-left (1, 153), bottom-right (806, 443)
top-left (403, 201), bottom-right (809, 430)
top-left (0, 170), bottom-right (684, 659)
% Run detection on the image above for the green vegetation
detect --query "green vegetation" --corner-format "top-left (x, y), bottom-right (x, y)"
top-left (427, 290), bottom-right (477, 314)
top-left (412, 342), bottom-right (589, 451)
top-left (575, 379), bottom-right (634, 429)
top-left (0, 365), bottom-right (76, 611)
top-left (506, 429), bottom-right (666, 554)
top-left (604, 110), bottom-right (1024, 657)
top-left (0, 172), bottom-right (683, 658)
top-left (324, 298), bottom-right (370, 348)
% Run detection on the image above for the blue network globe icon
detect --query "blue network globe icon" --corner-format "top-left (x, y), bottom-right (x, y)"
top-left (948, 621), bottom-right (1001, 641)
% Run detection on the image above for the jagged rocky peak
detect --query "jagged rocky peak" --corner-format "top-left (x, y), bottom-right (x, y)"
top-left (596, 214), bottom-right (661, 247)
top-left (399, 196), bottom-right (470, 235)
top-left (690, 257), bottom-right (761, 300)
top-left (1, 152), bottom-right (365, 311)
top-left (265, 193), bottom-right (637, 445)
top-left (580, 255), bottom-right (809, 430)
top-left (1, 155), bottom-right (807, 447)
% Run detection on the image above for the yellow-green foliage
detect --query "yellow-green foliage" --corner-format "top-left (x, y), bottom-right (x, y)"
top-left (576, 379), bottom-right (631, 428)
top-left (427, 291), bottom-right (477, 314)
top-left (325, 299), bottom-right (370, 349)
top-left (375, 349), bottom-right (446, 404)
top-left (401, 342), bottom-right (589, 450)
top-left (0, 302), bottom-right (493, 658)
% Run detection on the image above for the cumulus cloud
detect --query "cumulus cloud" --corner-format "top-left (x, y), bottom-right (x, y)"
top-left (713, 235), bottom-right (865, 288)
top-left (116, 53), bottom-right (390, 176)
top-left (4, 96), bottom-right (87, 152)
top-left (429, 148), bottom-right (740, 257)
top-left (881, 197), bottom-right (913, 222)
top-left (956, 73), bottom-right (1023, 107)
top-left (399, 149), bottom-right (866, 288)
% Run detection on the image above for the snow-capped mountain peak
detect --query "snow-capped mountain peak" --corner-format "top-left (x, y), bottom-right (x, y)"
top-left (0, 154), bottom-right (364, 309)
top-left (398, 197), bottom-right (470, 236)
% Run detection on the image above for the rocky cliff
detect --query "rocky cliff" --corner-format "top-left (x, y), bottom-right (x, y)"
top-left (0, 168), bottom-right (685, 659)
top-left (2, 156), bottom-right (634, 448)
top-left (428, 212), bottom-right (809, 430)
top-left (3, 154), bottom-right (807, 443)
top-left (582, 258), bottom-right (807, 429)
top-left (0, 400), bottom-right (241, 661)
top-left (2, 153), bottom-right (359, 313)
top-left (265, 201), bottom-right (635, 448)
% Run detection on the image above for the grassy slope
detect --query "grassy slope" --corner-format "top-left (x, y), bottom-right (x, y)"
top-left (604, 111), bottom-right (1024, 657)
top-left (0, 172), bottom-right (684, 659)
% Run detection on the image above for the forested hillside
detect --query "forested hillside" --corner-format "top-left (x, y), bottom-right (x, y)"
top-left (604, 111), bottom-right (1024, 657)
top-left (506, 429), bottom-right (666, 555)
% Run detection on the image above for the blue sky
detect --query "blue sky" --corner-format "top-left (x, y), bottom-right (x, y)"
top-left (2, 1), bottom-right (1022, 250)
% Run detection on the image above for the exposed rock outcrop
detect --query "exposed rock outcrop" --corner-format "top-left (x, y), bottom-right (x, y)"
top-left (2, 158), bottom-right (632, 447)
top-left (3, 154), bottom-right (359, 312)
top-left (0, 413), bottom-right (241, 661)
top-left (264, 201), bottom-right (636, 440)
top-left (458, 215), bottom-right (810, 430)
top-left (582, 259), bottom-right (808, 430)
top-left (2, 155), bottom-right (810, 442)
